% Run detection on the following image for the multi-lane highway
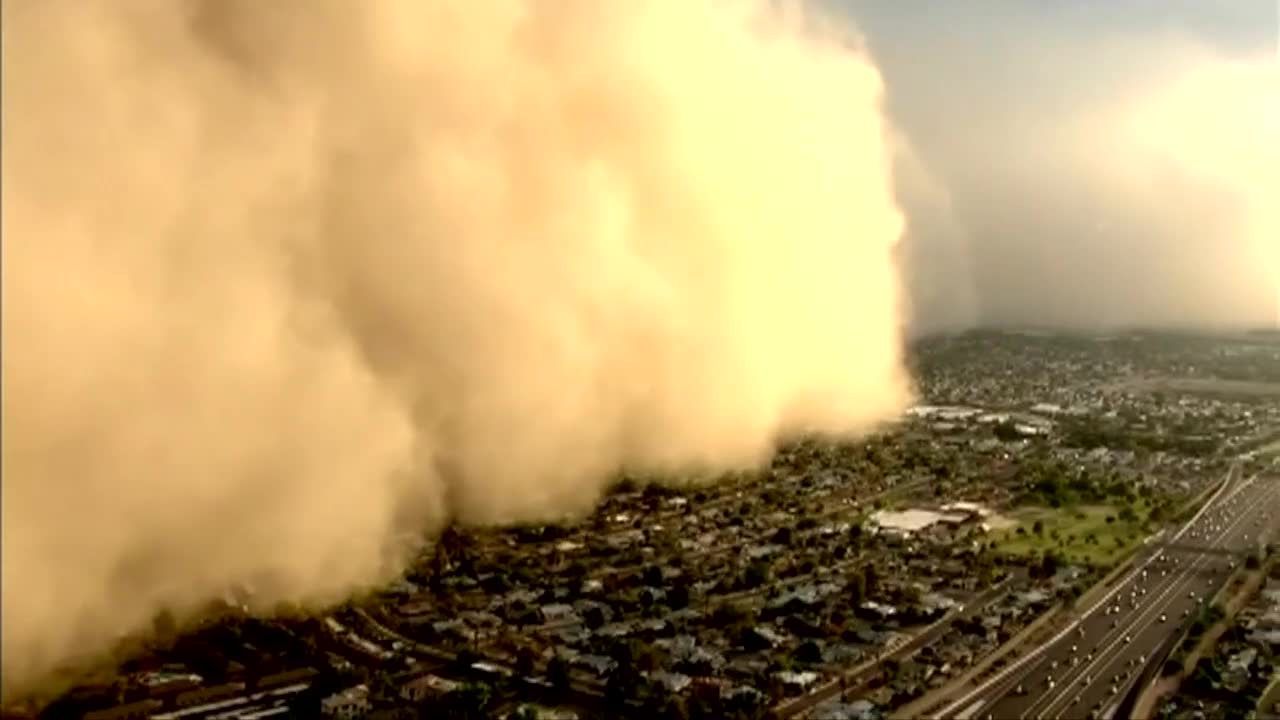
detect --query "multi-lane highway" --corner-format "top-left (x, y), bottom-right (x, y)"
top-left (939, 469), bottom-right (1278, 720)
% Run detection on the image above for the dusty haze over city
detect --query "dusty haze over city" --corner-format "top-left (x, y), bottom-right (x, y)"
top-left (849, 0), bottom-right (1279, 334)
top-left (1, 0), bottom-right (1276, 706)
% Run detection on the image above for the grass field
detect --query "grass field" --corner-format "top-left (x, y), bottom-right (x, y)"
top-left (990, 503), bottom-right (1150, 567)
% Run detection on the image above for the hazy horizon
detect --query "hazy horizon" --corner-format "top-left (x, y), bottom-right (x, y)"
top-left (838, 0), bottom-right (1279, 334)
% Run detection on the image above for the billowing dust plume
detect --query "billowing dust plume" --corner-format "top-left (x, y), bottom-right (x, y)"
top-left (1, 0), bottom-right (910, 699)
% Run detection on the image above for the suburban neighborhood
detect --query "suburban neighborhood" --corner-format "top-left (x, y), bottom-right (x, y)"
top-left (26, 330), bottom-right (1280, 720)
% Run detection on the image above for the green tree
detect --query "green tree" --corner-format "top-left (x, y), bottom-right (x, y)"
top-left (546, 655), bottom-right (572, 692)
top-left (743, 561), bottom-right (771, 589)
top-left (445, 683), bottom-right (492, 720)
top-left (514, 646), bottom-right (537, 679)
top-left (795, 640), bottom-right (823, 665)
top-left (1040, 551), bottom-right (1062, 579)
top-left (846, 571), bottom-right (866, 607)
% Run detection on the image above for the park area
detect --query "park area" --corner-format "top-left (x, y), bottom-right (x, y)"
top-left (990, 502), bottom-right (1152, 567)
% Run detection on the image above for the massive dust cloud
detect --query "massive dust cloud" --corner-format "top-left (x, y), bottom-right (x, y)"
top-left (1, 0), bottom-right (911, 700)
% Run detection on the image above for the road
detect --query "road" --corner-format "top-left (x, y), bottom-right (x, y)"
top-left (938, 469), bottom-right (1278, 720)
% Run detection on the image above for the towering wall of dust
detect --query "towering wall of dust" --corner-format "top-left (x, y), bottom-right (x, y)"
top-left (0, 0), bottom-right (910, 699)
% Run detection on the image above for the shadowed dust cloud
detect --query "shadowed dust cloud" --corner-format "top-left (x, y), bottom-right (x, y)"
top-left (1, 0), bottom-right (910, 699)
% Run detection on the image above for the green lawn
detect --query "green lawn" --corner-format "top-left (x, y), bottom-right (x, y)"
top-left (990, 503), bottom-right (1150, 567)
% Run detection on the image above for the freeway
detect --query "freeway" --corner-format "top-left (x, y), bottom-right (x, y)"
top-left (939, 469), bottom-right (1278, 720)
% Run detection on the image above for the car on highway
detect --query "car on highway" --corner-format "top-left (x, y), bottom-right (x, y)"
top-left (1159, 613), bottom-right (1167, 622)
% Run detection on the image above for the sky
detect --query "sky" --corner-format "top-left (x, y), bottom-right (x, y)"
top-left (835, 0), bottom-right (1280, 333)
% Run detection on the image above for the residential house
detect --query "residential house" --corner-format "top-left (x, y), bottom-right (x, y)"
top-left (320, 685), bottom-right (371, 719)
